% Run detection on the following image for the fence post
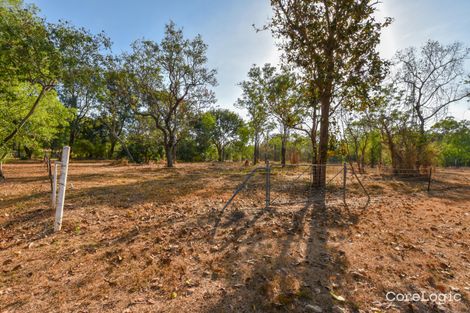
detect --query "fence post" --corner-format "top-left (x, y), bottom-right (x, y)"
top-left (51, 161), bottom-right (59, 209)
top-left (265, 160), bottom-right (270, 209)
top-left (54, 146), bottom-right (70, 232)
top-left (427, 167), bottom-right (432, 192)
top-left (343, 162), bottom-right (347, 203)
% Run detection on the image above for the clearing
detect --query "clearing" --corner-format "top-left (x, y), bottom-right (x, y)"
top-left (0, 162), bottom-right (469, 313)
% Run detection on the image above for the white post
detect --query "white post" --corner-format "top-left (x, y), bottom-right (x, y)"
top-left (51, 161), bottom-right (59, 210)
top-left (54, 146), bottom-right (70, 232)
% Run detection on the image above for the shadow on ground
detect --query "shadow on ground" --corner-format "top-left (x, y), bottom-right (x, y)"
top-left (204, 192), bottom-right (362, 313)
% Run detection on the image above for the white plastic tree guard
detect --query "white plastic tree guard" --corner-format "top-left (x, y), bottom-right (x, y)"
top-left (51, 161), bottom-right (58, 209)
top-left (54, 146), bottom-right (70, 232)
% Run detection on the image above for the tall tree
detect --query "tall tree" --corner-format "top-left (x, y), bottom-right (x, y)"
top-left (0, 0), bottom-right (61, 157)
top-left (269, 0), bottom-right (390, 185)
top-left (343, 115), bottom-right (371, 173)
top-left (237, 65), bottom-right (270, 165)
top-left (49, 21), bottom-right (111, 148)
top-left (208, 109), bottom-right (244, 162)
top-left (98, 56), bottom-right (135, 161)
top-left (265, 66), bottom-right (301, 166)
top-left (129, 22), bottom-right (217, 167)
top-left (291, 81), bottom-right (321, 165)
top-left (394, 40), bottom-right (470, 168)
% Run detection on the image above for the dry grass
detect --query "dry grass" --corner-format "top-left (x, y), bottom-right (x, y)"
top-left (0, 161), bottom-right (469, 312)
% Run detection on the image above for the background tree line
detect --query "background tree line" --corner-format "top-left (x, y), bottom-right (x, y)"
top-left (1, 0), bottom-right (469, 183)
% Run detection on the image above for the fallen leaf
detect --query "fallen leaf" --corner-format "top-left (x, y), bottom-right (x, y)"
top-left (330, 291), bottom-right (345, 302)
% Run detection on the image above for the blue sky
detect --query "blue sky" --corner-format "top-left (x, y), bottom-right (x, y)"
top-left (29, 0), bottom-right (470, 120)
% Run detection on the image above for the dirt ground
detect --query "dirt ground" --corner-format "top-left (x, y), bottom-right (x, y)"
top-left (0, 161), bottom-right (469, 313)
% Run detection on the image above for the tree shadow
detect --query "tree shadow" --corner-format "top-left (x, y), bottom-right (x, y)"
top-left (0, 191), bottom-right (50, 210)
top-left (204, 191), bottom-right (362, 312)
top-left (0, 207), bottom-right (53, 233)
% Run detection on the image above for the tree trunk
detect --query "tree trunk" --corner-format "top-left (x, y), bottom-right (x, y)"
top-left (17, 143), bottom-right (21, 159)
top-left (24, 146), bottom-right (33, 160)
top-left (253, 132), bottom-right (260, 165)
top-left (415, 122), bottom-right (426, 170)
top-left (0, 151), bottom-right (6, 181)
top-left (310, 107), bottom-right (319, 186)
top-left (172, 143), bottom-right (177, 164)
top-left (353, 143), bottom-right (360, 174)
top-left (107, 125), bottom-right (135, 163)
top-left (387, 135), bottom-right (401, 172)
top-left (216, 145), bottom-right (223, 162)
top-left (69, 128), bottom-right (77, 148)
top-left (310, 132), bottom-right (317, 164)
top-left (119, 144), bottom-right (133, 163)
top-left (316, 95), bottom-right (331, 187)
top-left (164, 133), bottom-right (176, 168)
top-left (359, 155), bottom-right (365, 174)
top-left (109, 139), bottom-right (117, 159)
top-left (281, 127), bottom-right (288, 167)
top-left (359, 139), bottom-right (368, 174)
top-left (165, 144), bottom-right (174, 167)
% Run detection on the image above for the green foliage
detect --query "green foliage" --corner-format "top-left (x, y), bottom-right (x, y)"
top-left (237, 65), bottom-right (270, 134)
top-left (0, 0), bottom-right (61, 86)
top-left (0, 83), bottom-right (70, 158)
top-left (0, 0), bottom-right (63, 155)
top-left (236, 64), bottom-right (273, 164)
top-left (122, 116), bottom-right (163, 163)
top-left (265, 66), bottom-right (302, 130)
top-left (269, 0), bottom-right (390, 182)
top-left (1, 0), bottom-right (468, 173)
top-left (177, 110), bottom-right (246, 162)
top-left (124, 137), bottom-right (163, 163)
top-left (69, 117), bottom-right (108, 159)
top-left (432, 117), bottom-right (470, 166)
top-left (269, 0), bottom-right (390, 101)
top-left (207, 109), bottom-right (245, 161)
top-left (127, 21), bottom-right (217, 167)
top-left (50, 21), bottom-right (111, 147)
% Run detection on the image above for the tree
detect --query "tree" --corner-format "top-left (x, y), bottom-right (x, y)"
top-left (432, 117), bottom-right (470, 167)
top-left (291, 81), bottom-right (321, 164)
top-left (265, 66), bottom-right (301, 166)
top-left (237, 65), bottom-right (270, 165)
top-left (129, 22), bottom-right (217, 167)
top-left (49, 21), bottom-right (111, 148)
top-left (344, 116), bottom-right (370, 173)
top-left (207, 109), bottom-right (244, 162)
top-left (191, 112), bottom-right (217, 161)
top-left (124, 116), bottom-right (164, 163)
top-left (0, 0), bottom-right (61, 160)
top-left (98, 56), bottom-right (135, 161)
top-left (69, 116), bottom-right (108, 159)
top-left (0, 83), bottom-right (70, 180)
top-left (394, 40), bottom-right (470, 168)
top-left (269, 0), bottom-right (390, 185)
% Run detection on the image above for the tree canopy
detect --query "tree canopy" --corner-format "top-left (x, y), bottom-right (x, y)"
top-left (0, 0), bottom-right (469, 181)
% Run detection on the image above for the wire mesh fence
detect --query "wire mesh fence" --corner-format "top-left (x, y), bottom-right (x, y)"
top-left (268, 164), bottom-right (347, 206)
top-left (349, 165), bottom-right (470, 193)
top-left (269, 164), bottom-right (313, 206)
top-left (427, 167), bottom-right (470, 192)
top-left (218, 162), bottom-right (372, 212)
top-left (376, 166), bottom-right (431, 181)
top-left (216, 161), bottom-right (469, 215)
